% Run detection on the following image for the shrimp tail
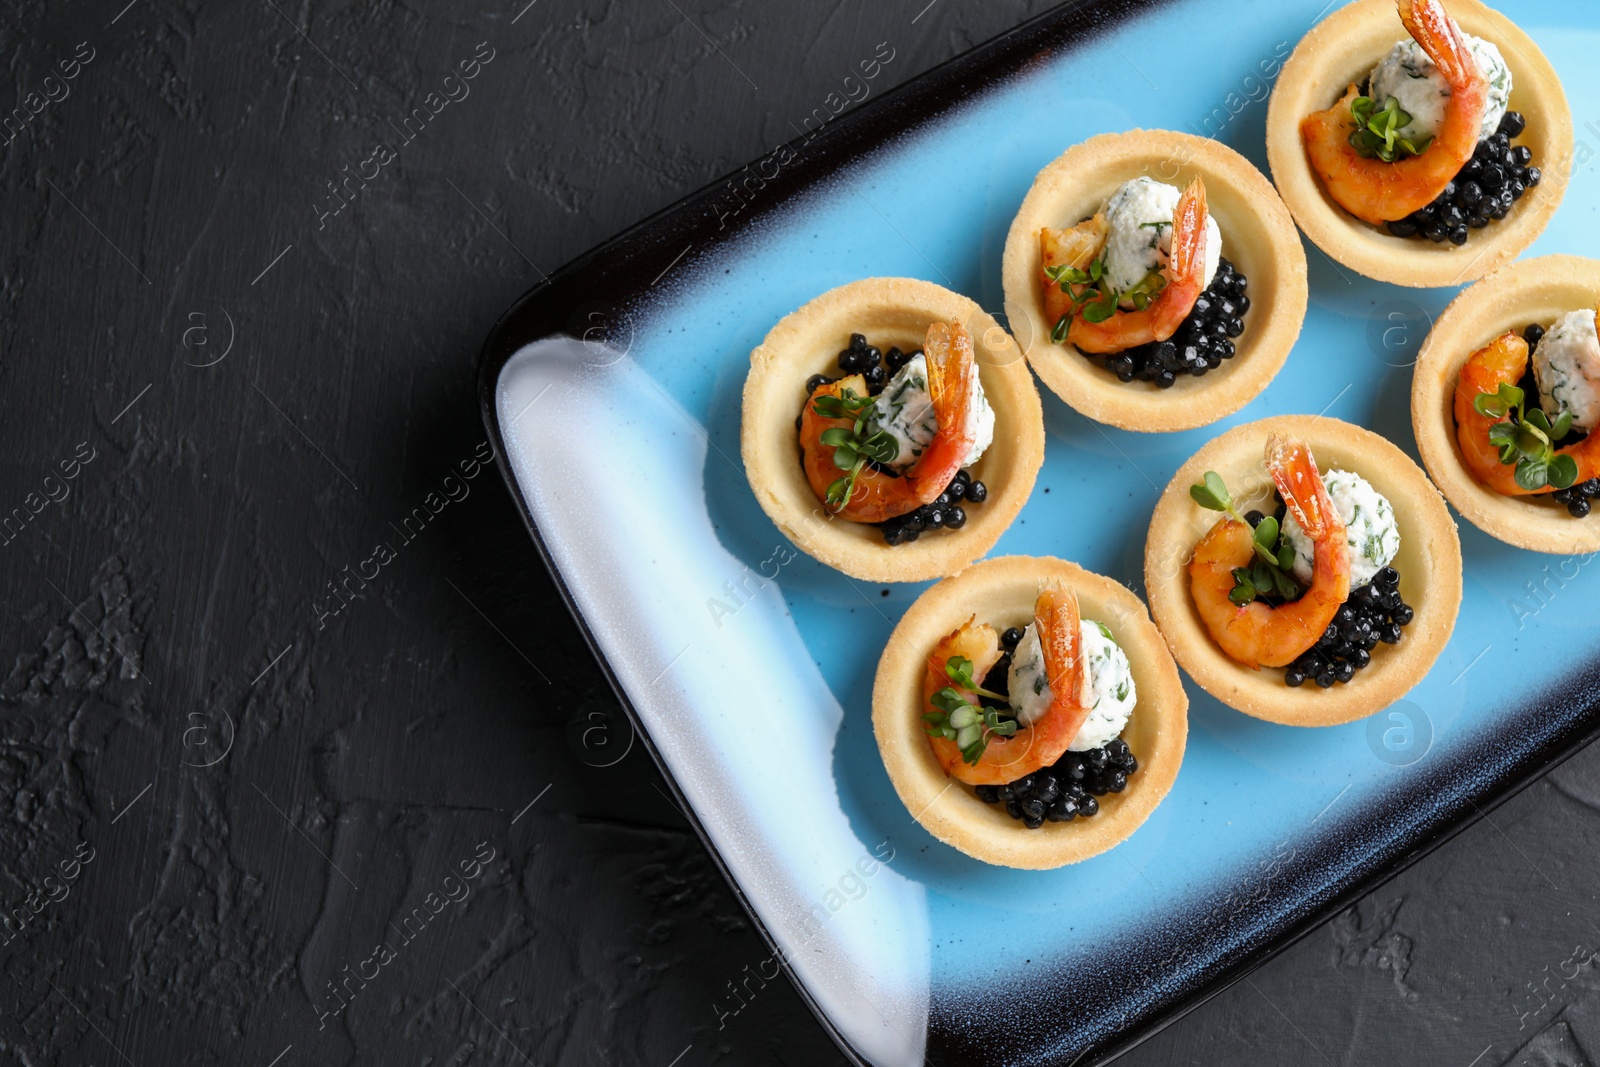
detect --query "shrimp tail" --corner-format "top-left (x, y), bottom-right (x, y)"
top-left (1167, 177), bottom-right (1209, 289)
top-left (924, 321), bottom-right (974, 431)
top-left (1266, 434), bottom-right (1335, 540)
top-left (1398, 0), bottom-right (1476, 90)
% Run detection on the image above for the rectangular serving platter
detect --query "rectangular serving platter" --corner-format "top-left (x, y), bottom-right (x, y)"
top-left (476, 1), bottom-right (1600, 1063)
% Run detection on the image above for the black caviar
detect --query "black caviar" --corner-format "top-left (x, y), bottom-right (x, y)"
top-left (802, 332), bottom-right (990, 544)
top-left (879, 469), bottom-right (985, 545)
top-left (1283, 566), bottom-right (1414, 688)
top-left (1385, 112), bottom-right (1540, 245)
top-left (974, 740), bottom-right (1140, 830)
top-left (1082, 258), bottom-right (1249, 388)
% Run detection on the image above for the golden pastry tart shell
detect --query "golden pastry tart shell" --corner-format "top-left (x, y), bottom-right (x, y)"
top-left (1001, 129), bottom-right (1307, 433)
top-left (871, 555), bottom-right (1188, 869)
top-left (1145, 415), bottom-right (1462, 726)
top-left (741, 277), bottom-right (1045, 583)
top-left (1266, 0), bottom-right (1571, 288)
top-left (1412, 254), bottom-right (1600, 553)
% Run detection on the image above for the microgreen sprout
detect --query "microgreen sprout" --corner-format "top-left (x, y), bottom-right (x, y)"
top-left (1348, 95), bottom-right (1432, 163)
top-left (921, 655), bottom-right (1017, 765)
top-left (810, 387), bottom-right (900, 510)
top-left (1046, 251), bottom-right (1127, 342)
top-left (1473, 381), bottom-right (1579, 491)
top-left (1189, 471), bottom-right (1303, 605)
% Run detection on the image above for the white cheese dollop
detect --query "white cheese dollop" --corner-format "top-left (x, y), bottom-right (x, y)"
top-left (1282, 469), bottom-right (1400, 590)
top-left (1007, 618), bottom-right (1136, 752)
top-left (1533, 309), bottom-right (1600, 434)
top-left (1366, 31), bottom-right (1510, 143)
top-left (1098, 176), bottom-right (1222, 305)
top-left (865, 352), bottom-right (994, 471)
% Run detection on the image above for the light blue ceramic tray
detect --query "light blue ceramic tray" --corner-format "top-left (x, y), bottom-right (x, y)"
top-left (479, 0), bottom-right (1600, 1062)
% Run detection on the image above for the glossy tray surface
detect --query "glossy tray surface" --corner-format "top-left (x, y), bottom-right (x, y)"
top-left (481, 1), bottom-right (1600, 1063)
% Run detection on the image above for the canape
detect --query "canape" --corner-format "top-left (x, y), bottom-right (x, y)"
top-left (742, 278), bottom-right (1045, 582)
top-left (1001, 129), bottom-right (1306, 432)
top-left (1146, 415), bottom-right (1461, 726)
top-left (872, 556), bottom-right (1187, 869)
top-left (1413, 254), bottom-right (1600, 553)
top-left (1267, 0), bottom-right (1570, 287)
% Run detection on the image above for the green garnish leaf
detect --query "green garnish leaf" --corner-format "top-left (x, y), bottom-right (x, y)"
top-left (1474, 393), bottom-right (1509, 419)
top-left (859, 430), bottom-right (900, 464)
top-left (1252, 515), bottom-right (1280, 552)
top-left (1051, 313), bottom-right (1071, 344)
top-left (945, 656), bottom-right (978, 690)
top-left (1514, 459), bottom-right (1550, 491)
top-left (1190, 471), bottom-right (1232, 512)
top-left (1552, 411), bottom-right (1574, 441)
top-left (1549, 453), bottom-right (1579, 490)
top-left (818, 427), bottom-right (854, 447)
top-left (1228, 567), bottom-right (1258, 606)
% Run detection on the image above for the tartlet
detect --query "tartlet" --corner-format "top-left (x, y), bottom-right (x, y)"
top-left (872, 555), bottom-right (1187, 869)
top-left (1145, 415), bottom-right (1462, 726)
top-left (742, 278), bottom-right (1044, 582)
top-left (1413, 254), bottom-right (1600, 553)
top-left (1266, 0), bottom-right (1571, 288)
top-left (1001, 129), bottom-right (1307, 433)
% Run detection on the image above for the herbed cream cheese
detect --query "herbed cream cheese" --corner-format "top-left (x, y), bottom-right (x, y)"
top-left (1533, 309), bottom-right (1600, 434)
top-left (1282, 469), bottom-right (1400, 589)
top-left (1007, 618), bottom-right (1136, 751)
top-left (866, 352), bottom-right (994, 470)
top-left (1366, 31), bottom-right (1511, 143)
top-left (1098, 176), bottom-right (1222, 305)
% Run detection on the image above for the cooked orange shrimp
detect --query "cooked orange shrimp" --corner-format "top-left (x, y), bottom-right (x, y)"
top-left (799, 321), bottom-right (977, 523)
top-left (922, 585), bottom-right (1090, 786)
top-left (1189, 436), bottom-right (1351, 669)
top-left (1300, 0), bottom-right (1489, 225)
top-left (1066, 178), bottom-right (1209, 354)
top-left (1039, 213), bottom-right (1107, 329)
top-left (1455, 325), bottom-right (1600, 494)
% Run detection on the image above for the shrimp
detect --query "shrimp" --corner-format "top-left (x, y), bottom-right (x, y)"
top-left (798, 321), bottom-right (977, 523)
top-left (1188, 435), bottom-right (1351, 670)
top-left (1455, 325), bottom-right (1600, 494)
top-left (1039, 213), bottom-right (1107, 329)
top-left (1300, 0), bottom-right (1488, 225)
top-left (922, 584), bottom-right (1090, 787)
top-left (1065, 177), bottom-right (1209, 354)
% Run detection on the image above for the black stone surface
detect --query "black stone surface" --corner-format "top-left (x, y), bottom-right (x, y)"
top-left (2, 1), bottom-right (1597, 1065)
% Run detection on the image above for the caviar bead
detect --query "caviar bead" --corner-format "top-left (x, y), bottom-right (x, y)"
top-left (944, 505), bottom-right (967, 530)
top-left (965, 480), bottom-right (988, 504)
top-left (1000, 627), bottom-right (1024, 651)
top-left (838, 349), bottom-right (863, 373)
top-left (1570, 496), bottom-right (1592, 518)
top-left (1388, 114), bottom-right (1537, 244)
top-left (805, 373), bottom-right (836, 394)
top-left (863, 364), bottom-right (886, 391)
top-left (984, 740), bottom-right (1137, 828)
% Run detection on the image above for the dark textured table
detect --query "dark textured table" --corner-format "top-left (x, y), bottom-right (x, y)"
top-left (3, 0), bottom-right (1597, 1064)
